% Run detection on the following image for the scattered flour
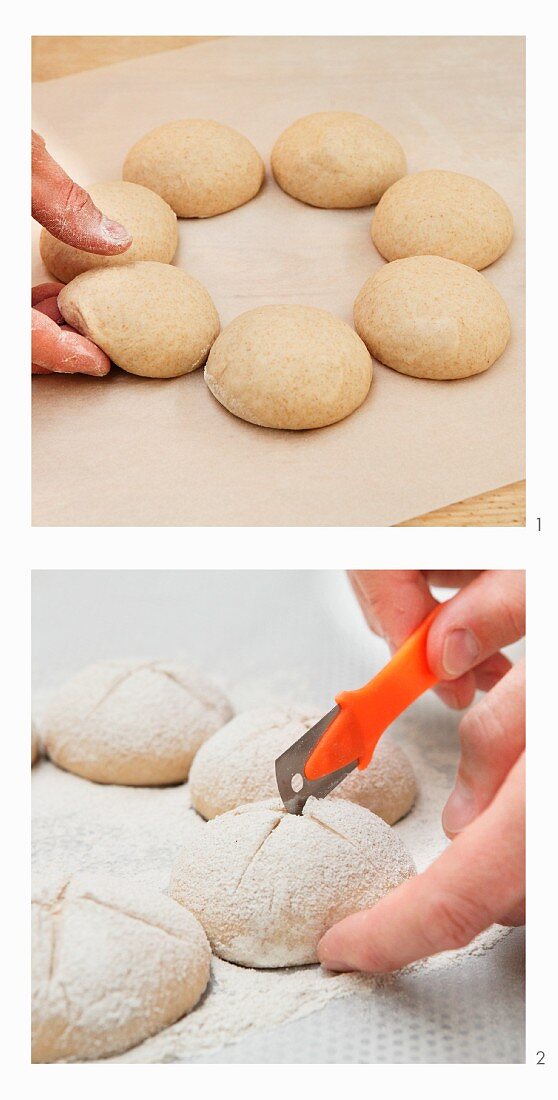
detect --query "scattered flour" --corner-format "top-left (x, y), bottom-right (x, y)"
top-left (32, 680), bottom-right (510, 1062)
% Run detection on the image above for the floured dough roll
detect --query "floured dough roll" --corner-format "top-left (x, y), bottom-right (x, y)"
top-left (58, 261), bottom-right (220, 378)
top-left (123, 119), bottom-right (265, 218)
top-left (271, 111), bottom-right (406, 208)
top-left (205, 304), bottom-right (373, 429)
top-left (170, 797), bottom-right (415, 967)
top-left (189, 706), bottom-right (416, 825)
top-left (40, 181), bottom-right (178, 284)
top-left (32, 873), bottom-right (210, 1062)
top-left (41, 658), bottom-right (233, 785)
top-left (354, 256), bottom-right (511, 380)
top-left (371, 170), bottom-right (513, 270)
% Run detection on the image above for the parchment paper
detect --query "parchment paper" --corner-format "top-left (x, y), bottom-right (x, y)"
top-left (32, 36), bottom-right (525, 527)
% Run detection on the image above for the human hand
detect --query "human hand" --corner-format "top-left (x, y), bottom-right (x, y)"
top-left (32, 131), bottom-right (132, 375)
top-left (348, 570), bottom-right (525, 709)
top-left (317, 571), bottom-right (526, 972)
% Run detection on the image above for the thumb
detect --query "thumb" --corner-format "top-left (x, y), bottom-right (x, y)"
top-left (318, 753), bottom-right (525, 973)
top-left (31, 131), bottom-right (132, 255)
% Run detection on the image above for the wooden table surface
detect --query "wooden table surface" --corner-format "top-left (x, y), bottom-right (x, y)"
top-left (32, 36), bottom-right (526, 528)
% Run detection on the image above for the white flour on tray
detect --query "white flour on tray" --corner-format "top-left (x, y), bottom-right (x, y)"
top-left (32, 674), bottom-right (510, 1063)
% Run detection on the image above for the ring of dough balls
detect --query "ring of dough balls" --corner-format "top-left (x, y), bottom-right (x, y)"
top-left (170, 797), bottom-right (415, 968)
top-left (189, 706), bottom-right (416, 825)
top-left (32, 874), bottom-right (210, 1062)
top-left (354, 256), bottom-right (511, 380)
top-left (58, 261), bottom-right (220, 378)
top-left (41, 658), bottom-right (233, 786)
top-left (204, 304), bottom-right (373, 429)
top-left (371, 170), bottom-right (513, 270)
top-left (123, 119), bottom-right (265, 218)
top-left (271, 111), bottom-right (406, 209)
top-left (39, 181), bottom-right (178, 284)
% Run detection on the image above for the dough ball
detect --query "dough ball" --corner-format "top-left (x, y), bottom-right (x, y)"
top-left (371, 170), bottom-right (513, 270)
top-left (189, 705), bottom-right (416, 825)
top-left (354, 256), bottom-right (511, 380)
top-left (58, 261), bottom-right (220, 378)
top-left (123, 119), bottom-right (265, 218)
top-left (39, 181), bottom-right (178, 284)
top-left (205, 304), bottom-right (373, 429)
top-left (41, 658), bottom-right (233, 786)
top-left (170, 797), bottom-right (415, 967)
top-left (271, 111), bottom-right (406, 209)
top-left (32, 873), bottom-right (210, 1062)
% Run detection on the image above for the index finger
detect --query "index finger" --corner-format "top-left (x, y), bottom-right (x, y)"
top-left (32, 131), bottom-right (132, 254)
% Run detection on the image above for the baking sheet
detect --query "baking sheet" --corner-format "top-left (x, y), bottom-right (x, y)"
top-left (32, 571), bottom-right (525, 1062)
top-left (31, 36), bottom-right (525, 527)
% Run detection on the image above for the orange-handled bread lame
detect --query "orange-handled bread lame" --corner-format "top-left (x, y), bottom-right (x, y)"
top-left (275, 605), bottom-right (442, 814)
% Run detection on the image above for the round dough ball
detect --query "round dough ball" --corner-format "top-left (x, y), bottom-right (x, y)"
top-left (41, 658), bottom-right (233, 786)
top-left (58, 261), bottom-right (220, 378)
top-left (354, 256), bottom-right (511, 380)
top-left (32, 873), bottom-right (210, 1062)
top-left (123, 119), bottom-right (265, 218)
top-left (271, 111), bottom-right (406, 209)
top-left (39, 181), bottom-right (178, 284)
top-left (189, 705), bottom-right (416, 825)
top-left (371, 170), bottom-right (513, 270)
top-left (170, 797), bottom-right (415, 967)
top-left (205, 305), bottom-right (373, 429)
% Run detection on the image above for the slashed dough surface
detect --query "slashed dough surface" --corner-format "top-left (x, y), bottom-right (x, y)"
top-left (170, 797), bottom-right (416, 967)
top-left (32, 873), bottom-right (210, 1062)
top-left (189, 705), bottom-right (416, 824)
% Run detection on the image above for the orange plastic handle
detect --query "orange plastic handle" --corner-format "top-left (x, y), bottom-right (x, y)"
top-left (305, 604), bottom-right (442, 781)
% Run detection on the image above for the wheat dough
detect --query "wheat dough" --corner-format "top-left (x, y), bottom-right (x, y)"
top-left (205, 304), bottom-right (373, 429)
top-left (41, 658), bottom-right (233, 786)
top-left (170, 797), bottom-right (415, 967)
top-left (371, 169), bottom-right (513, 270)
top-left (353, 256), bottom-right (511, 380)
top-left (189, 706), bottom-right (416, 824)
top-left (32, 873), bottom-right (210, 1062)
top-left (40, 181), bottom-right (178, 284)
top-left (58, 261), bottom-right (220, 378)
top-left (123, 119), bottom-right (265, 218)
top-left (271, 111), bottom-right (406, 209)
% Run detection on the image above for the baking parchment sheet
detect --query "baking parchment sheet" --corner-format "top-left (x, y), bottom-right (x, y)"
top-left (32, 571), bottom-right (525, 1062)
top-left (32, 36), bottom-right (525, 526)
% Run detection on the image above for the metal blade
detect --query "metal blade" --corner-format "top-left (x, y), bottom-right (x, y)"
top-left (275, 705), bottom-right (358, 814)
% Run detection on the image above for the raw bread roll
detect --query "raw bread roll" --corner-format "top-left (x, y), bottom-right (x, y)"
top-left (58, 261), bottom-right (220, 378)
top-left (371, 170), bottom-right (513, 270)
top-left (123, 119), bottom-right (265, 218)
top-left (354, 256), bottom-right (511, 380)
top-left (170, 797), bottom-right (415, 967)
top-left (32, 873), bottom-right (210, 1062)
top-left (205, 304), bottom-right (373, 429)
top-left (189, 705), bottom-right (416, 824)
top-left (41, 658), bottom-right (233, 786)
top-left (40, 181), bottom-right (178, 284)
top-left (271, 111), bottom-right (406, 208)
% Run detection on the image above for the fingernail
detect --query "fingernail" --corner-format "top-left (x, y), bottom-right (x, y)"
top-left (317, 942), bottom-right (356, 973)
top-left (442, 628), bottom-right (480, 676)
top-left (442, 779), bottom-right (476, 835)
top-left (100, 215), bottom-right (132, 244)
